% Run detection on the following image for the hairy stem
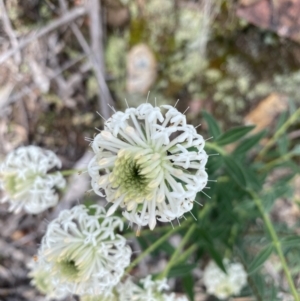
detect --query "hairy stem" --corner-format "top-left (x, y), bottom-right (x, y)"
top-left (59, 169), bottom-right (86, 176)
top-left (205, 142), bottom-right (226, 156)
top-left (249, 190), bottom-right (299, 301)
top-left (125, 224), bottom-right (187, 275)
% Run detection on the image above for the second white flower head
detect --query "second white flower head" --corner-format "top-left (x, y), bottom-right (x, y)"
top-left (39, 205), bottom-right (132, 296)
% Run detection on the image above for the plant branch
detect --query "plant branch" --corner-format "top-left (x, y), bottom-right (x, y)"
top-left (124, 224), bottom-right (187, 275)
top-left (159, 223), bottom-right (197, 279)
top-left (249, 190), bottom-right (299, 301)
top-left (256, 107), bottom-right (300, 160)
top-left (205, 142), bottom-right (226, 156)
top-left (59, 169), bottom-right (87, 176)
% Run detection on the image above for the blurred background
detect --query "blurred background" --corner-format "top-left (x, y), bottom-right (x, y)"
top-left (1, 0), bottom-right (300, 300)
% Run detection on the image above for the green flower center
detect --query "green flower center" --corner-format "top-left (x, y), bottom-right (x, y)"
top-left (1, 171), bottom-right (39, 199)
top-left (109, 150), bottom-right (164, 203)
top-left (56, 259), bottom-right (80, 281)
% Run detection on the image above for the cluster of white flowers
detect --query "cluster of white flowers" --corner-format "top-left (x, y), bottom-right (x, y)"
top-left (117, 276), bottom-right (189, 301)
top-left (88, 103), bottom-right (208, 230)
top-left (2, 104), bottom-right (212, 300)
top-left (78, 276), bottom-right (188, 301)
top-left (35, 205), bottom-right (131, 297)
top-left (0, 146), bottom-right (65, 214)
top-left (81, 294), bottom-right (117, 301)
top-left (203, 259), bottom-right (247, 300)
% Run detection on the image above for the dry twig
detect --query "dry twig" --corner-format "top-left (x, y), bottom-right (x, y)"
top-left (59, 0), bottom-right (114, 118)
top-left (0, 0), bottom-right (21, 64)
top-left (0, 5), bottom-right (87, 65)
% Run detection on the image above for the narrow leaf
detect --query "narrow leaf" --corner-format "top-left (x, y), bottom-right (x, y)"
top-left (216, 125), bottom-right (255, 146)
top-left (248, 245), bottom-right (273, 274)
top-left (234, 130), bottom-right (266, 155)
top-left (206, 155), bottom-right (223, 175)
top-left (197, 229), bottom-right (227, 273)
top-left (288, 98), bottom-right (297, 114)
top-left (282, 236), bottom-right (300, 248)
top-left (169, 264), bottom-right (195, 277)
top-left (202, 111), bottom-right (221, 139)
top-left (223, 156), bottom-right (247, 188)
top-left (183, 274), bottom-right (195, 301)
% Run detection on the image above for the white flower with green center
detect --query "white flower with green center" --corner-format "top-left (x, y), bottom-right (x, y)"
top-left (203, 259), bottom-right (247, 300)
top-left (0, 146), bottom-right (65, 214)
top-left (39, 205), bottom-right (132, 296)
top-left (88, 103), bottom-right (208, 230)
top-left (117, 276), bottom-right (189, 301)
top-left (81, 293), bottom-right (117, 301)
top-left (28, 257), bottom-right (70, 300)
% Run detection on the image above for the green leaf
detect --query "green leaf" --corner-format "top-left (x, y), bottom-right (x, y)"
top-left (216, 125), bottom-right (255, 146)
top-left (288, 98), bottom-right (297, 114)
top-left (183, 274), bottom-right (194, 301)
top-left (248, 245), bottom-right (273, 274)
top-left (234, 130), bottom-right (266, 155)
top-left (223, 156), bottom-right (247, 188)
top-left (168, 264), bottom-right (195, 277)
top-left (261, 193), bottom-right (276, 212)
top-left (202, 111), bottom-right (221, 139)
top-left (278, 134), bottom-right (289, 155)
top-left (206, 155), bottom-right (223, 175)
top-left (243, 166), bottom-right (263, 191)
top-left (195, 228), bottom-right (226, 273)
top-left (282, 236), bottom-right (300, 248)
top-left (206, 244), bottom-right (227, 273)
top-left (275, 111), bottom-right (287, 131)
top-left (291, 145), bottom-right (300, 155)
top-left (262, 183), bottom-right (291, 212)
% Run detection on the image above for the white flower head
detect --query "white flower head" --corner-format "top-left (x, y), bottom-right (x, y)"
top-left (203, 259), bottom-right (247, 300)
top-left (81, 293), bottom-right (117, 301)
top-left (0, 146), bottom-right (65, 214)
top-left (39, 205), bottom-right (132, 296)
top-left (117, 276), bottom-right (188, 301)
top-left (88, 103), bottom-right (208, 230)
top-left (28, 257), bottom-right (70, 300)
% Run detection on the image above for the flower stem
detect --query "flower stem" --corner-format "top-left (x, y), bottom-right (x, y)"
top-left (60, 169), bottom-right (86, 176)
top-left (176, 244), bottom-right (198, 264)
top-left (249, 190), bottom-right (299, 301)
top-left (256, 107), bottom-right (300, 160)
top-left (259, 152), bottom-right (296, 172)
top-left (205, 142), bottom-right (226, 156)
top-left (125, 223), bottom-right (186, 275)
top-left (158, 223), bottom-right (197, 279)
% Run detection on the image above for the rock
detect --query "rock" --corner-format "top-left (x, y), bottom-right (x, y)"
top-left (244, 93), bottom-right (287, 133)
top-left (237, 0), bottom-right (300, 43)
top-left (126, 44), bottom-right (157, 94)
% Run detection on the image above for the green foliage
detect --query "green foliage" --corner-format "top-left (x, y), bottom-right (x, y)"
top-left (132, 106), bottom-right (300, 301)
top-left (248, 245), bottom-right (273, 274)
top-left (216, 125), bottom-right (255, 146)
top-left (202, 111), bottom-right (222, 139)
top-left (234, 130), bottom-right (266, 155)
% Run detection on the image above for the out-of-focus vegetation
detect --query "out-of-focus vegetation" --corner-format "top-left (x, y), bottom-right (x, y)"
top-left (1, 0), bottom-right (300, 300)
